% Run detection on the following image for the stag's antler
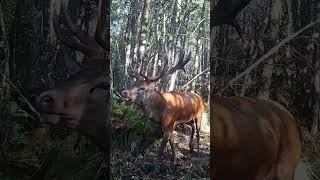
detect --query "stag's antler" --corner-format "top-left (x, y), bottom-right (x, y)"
top-left (130, 50), bottom-right (191, 82)
top-left (53, 0), bottom-right (108, 74)
top-left (165, 50), bottom-right (191, 76)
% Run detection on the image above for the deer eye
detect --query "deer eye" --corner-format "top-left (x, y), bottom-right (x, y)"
top-left (138, 87), bottom-right (145, 92)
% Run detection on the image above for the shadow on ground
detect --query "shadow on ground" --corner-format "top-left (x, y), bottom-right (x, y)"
top-left (111, 120), bottom-right (210, 180)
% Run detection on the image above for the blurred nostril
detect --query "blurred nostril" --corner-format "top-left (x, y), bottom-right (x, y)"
top-left (41, 95), bottom-right (54, 105)
top-left (121, 91), bottom-right (128, 97)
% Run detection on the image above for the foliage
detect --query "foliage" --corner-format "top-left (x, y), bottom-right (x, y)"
top-left (303, 133), bottom-right (320, 180)
top-left (0, 100), bottom-right (105, 180)
top-left (0, 100), bottom-right (35, 180)
top-left (112, 92), bottom-right (162, 137)
top-left (0, 101), bottom-right (31, 120)
top-left (111, 0), bottom-right (210, 95)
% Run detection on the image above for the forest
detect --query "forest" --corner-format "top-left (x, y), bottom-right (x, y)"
top-left (0, 0), bottom-right (110, 179)
top-left (0, 0), bottom-right (319, 179)
top-left (111, 0), bottom-right (210, 179)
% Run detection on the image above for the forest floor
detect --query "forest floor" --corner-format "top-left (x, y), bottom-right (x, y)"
top-left (294, 160), bottom-right (309, 180)
top-left (111, 113), bottom-right (210, 180)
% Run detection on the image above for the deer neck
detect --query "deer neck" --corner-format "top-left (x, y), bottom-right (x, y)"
top-left (79, 89), bottom-right (110, 153)
top-left (142, 89), bottom-right (167, 122)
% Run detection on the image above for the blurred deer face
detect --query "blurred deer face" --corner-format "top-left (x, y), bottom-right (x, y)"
top-left (36, 74), bottom-right (108, 129)
top-left (121, 80), bottom-right (155, 106)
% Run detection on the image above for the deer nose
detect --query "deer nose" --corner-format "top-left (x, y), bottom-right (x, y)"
top-left (41, 95), bottom-right (54, 105)
top-left (37, 94), bottom-right (55, 112)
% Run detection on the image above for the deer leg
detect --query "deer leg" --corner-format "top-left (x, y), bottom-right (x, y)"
top-left (158, 129), bottom-right (173, 159)
top-left (169, 136), bottom-right (176, 164)
top-left (153, 129), bottom-right (173, 174)
top-left (195, 116), bottom-right (202, 153)
top-left (189, 120), bottom-right (195, 153)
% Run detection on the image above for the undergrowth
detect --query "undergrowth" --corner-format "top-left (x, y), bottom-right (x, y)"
top-left (111, 93), bottom-right (162, 137)
top-left (303, 131), bottom-right (320, 180)
top-left (0, 100), bottom-right (106, 180)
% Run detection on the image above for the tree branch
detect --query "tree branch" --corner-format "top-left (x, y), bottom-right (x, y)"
top-left (0, 72), bottom-right (40, 121)
top-left (215, 19), bottom-right (320, 95)
top-left (181, 68), bottom-right (209, 90)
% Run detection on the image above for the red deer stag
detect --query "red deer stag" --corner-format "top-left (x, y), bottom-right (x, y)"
top-left (211, 96), bottom-right (301, 180)
top-left (121, 52), bottom-right (205, 165)
top-left (36, 0), bottom-right (110, 156)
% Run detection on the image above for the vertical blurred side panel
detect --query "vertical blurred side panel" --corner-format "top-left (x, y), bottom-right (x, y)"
top-left (34, 0), bottom-right (111, 179)
top-left (209, 0), bottom-right (315, 179)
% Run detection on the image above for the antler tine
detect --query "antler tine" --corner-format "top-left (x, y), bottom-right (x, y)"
top-left (129, 50), bottom-right (187, 83)
top-left (62, 4), bottom-right (91, 46)
top-left (53, 1), bottom-right (109, 74)
top-left (53, 15), bottom-right (90, 55)
top-left (95, 0), bottom-right (108, 50)
top-left (128, 66), bottom-right (144, 81)
top-left (53, 2), bottom-right (95, 56)
top-left (139, 72), bottom-right (149, 80)
top-left (147, 55), bottom-right (169, 82)
top-left (166, 50), bottom-right (191, 76)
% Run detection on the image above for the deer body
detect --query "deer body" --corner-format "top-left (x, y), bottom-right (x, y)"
top-left (212, 96), bottom-right (301, 180)
top-left (160, 92), bottom-right (205, 127)
top-left (142, 90), bottom-right (204, 125)
top-left (153, 91), bottom-right (205, 160)
top-left (123, 86), bottom-right (205, 161)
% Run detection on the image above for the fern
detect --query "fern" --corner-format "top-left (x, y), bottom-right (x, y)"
top-left (112, 93), bottom-right (162, 137)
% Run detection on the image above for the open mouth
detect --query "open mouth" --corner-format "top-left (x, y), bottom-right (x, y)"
top-left (50, 113), bottom-right (69, 117)
top-left (121, 96), bottom-right (132, 102)
top-left (38, 109), bottom-right (70, 117)
top-left (40, 113), bottom-right (73, 120)
top-left (39, 113), bottom-right (77, 128)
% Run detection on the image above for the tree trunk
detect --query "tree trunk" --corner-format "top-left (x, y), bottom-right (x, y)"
top-left (168, 0), bottom-right (181, 91)
top-left (311, 0), bottom-right (320, 135)
top-left (0, 1), bottom-right (10, 99)
top-left (312, 57), bottom-right (320, 134)
top-left (258, 0), bottom-right (282, 99)
top-left (192, 2), bottom-right (205, 93)
top-left (138, 0), bottom-right (150, 73)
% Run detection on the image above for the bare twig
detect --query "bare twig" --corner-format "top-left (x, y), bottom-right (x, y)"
top-left (216, 19), bottom-right (320, 95)
top-left (191, 18), bottom-right (209, 36)
top-left (0, 72), bottom-right (40, 121)
top-left (181, 68), bottom-right (209, 90)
